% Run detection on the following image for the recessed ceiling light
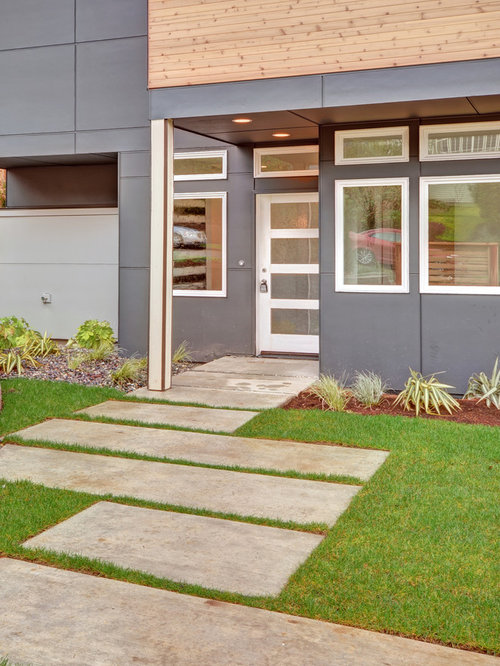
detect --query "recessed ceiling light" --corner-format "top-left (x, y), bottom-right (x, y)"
top-left (232, 118), bottom-right (252, 124)
top-left (272, 132), bottom-right (290, 138)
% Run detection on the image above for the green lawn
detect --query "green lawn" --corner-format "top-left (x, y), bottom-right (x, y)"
top-left (0, 379), bottom-right (498, 654)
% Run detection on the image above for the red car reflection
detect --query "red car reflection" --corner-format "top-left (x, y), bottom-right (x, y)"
top-left (349, 228), bottom-right (401, 265)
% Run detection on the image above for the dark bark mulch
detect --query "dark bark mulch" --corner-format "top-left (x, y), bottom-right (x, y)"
top-left (284, 391), bottom-right (500, 427)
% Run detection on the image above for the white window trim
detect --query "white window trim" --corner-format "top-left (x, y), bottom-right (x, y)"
top-left (420, 121), bottom-right (500, 161)
top-left (173, 150), bottom-right (227, 181)
top-left (173, 191), bottom-right (227, 298)
top-left (419, 174), bottom-right (500, 295)
top-left (334, 126), bottom-right (409, 165)
top-left (335, 178), bottom-right (410, 294)
top-left (254, 145), bottom-right (319, 178)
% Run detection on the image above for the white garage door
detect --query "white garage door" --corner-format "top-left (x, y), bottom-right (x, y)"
top-left (0, 208), bottom-right (119, 339)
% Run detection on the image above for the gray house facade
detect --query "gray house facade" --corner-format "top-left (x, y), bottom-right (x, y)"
top-left (1, 0), bottom-right (499, 391)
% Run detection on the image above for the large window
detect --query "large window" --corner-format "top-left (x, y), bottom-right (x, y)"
top-left (420, 176), bottom-right (500, 294)
top-left (420, 122), bottom-right (500, 161)
top-left (254, 146), bottom-right (318, 177)
top-left (335, 127), bottom-right (409, 165)
top-left (335, 179), bottom-right (409, 293)
top-left (173, 193), bottom-right (226, 297)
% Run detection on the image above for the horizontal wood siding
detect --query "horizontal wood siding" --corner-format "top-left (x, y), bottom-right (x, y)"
top-left (148, 0), bottom-right (500, 88)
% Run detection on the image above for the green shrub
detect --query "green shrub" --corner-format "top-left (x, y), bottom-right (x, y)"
top-left (351, 371), bottom-right (387, 406)
top-left (111, 356), bottom-right (148, 386)
top-left (72, 320), bottom-right (116, 350)
top-left (0, 316), bottom-right (31, 349)
top-left (310, 374), bottom-right (349, 412)
top-left (464, 358), bottom-right (500, 409)
top-left (395, 369), bottom-right (460, 416)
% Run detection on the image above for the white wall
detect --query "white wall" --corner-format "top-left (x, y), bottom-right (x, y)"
top-left (0, 208), bottom-right (118, 339)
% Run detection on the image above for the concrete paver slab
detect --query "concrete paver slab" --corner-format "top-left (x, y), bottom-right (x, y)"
top-left (0, 559), bottom-right (494, 666)
top-left (23, 501), bottom-right (323, 595)
top-left (76, 400), bottom-right (256, 432)
top-left (0, 445), bottom-right (360, 524)
top-left (14, 419), bottom-right (388, 480)
top-left (131, 386), bottom-right (291, 409)
top-left (171, 370), bottom-right (314, 394)
top-left (194, 355), bottom-right (319, 377)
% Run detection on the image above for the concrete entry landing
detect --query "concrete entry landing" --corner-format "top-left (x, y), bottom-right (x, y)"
top-left (0, 445), bottom-right (360, 524)
top-left (13, 418), bottom-right (389, 480)
top-left (23, 501), bottom-right (323, 596)
top-left (135, 355), bottom-right (318, 408)
top-left (1, 559), bottom-right (495, 666)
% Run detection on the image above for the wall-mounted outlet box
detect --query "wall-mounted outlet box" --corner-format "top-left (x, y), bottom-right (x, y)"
top-left (41, 293), bottom-right (52, 304)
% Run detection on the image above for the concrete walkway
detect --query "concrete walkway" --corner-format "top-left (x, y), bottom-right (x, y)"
top-left (132, 355), bottom-right (319, 408)
top-left (14, 418), bottom-right (389, 480)
top-left (0, 559), bottom-right (495, 666)
top-left (0, 356), bottom-right (486, 664)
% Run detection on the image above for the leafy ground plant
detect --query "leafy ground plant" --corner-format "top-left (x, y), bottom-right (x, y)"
top-left (111, 356), bottom-right (148, 386)
top-left (351, 371), bottom-right (387, 406)
top-left (394, 368), bottom-right (460, 416)
top-left (0, 316), bottom-right (31, 349)
top-left (464, 357), bottom-right (500, 409)
top-left (71, 320), bottom-right (116, 351)
top-left (309, 374), bottom-right (348, 411)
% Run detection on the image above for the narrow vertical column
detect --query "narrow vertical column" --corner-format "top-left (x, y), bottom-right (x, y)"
top-left (148, 118), bottom-right (174, 390)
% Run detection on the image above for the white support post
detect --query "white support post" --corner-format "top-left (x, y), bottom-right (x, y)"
top-left (148, 118), bottom-right (174, 390)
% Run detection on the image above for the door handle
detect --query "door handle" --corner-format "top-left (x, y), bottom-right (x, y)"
top-left (259, 279), bottom-right (268, 293)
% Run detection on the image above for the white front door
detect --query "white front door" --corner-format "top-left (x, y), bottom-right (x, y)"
top-left (256, 193), bottom-right (319, 354)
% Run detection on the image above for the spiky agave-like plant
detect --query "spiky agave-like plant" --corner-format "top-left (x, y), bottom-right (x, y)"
top-left (464, 358), bottom-right (500, 409)
top-left (395, 369), bottom-right (460, 416)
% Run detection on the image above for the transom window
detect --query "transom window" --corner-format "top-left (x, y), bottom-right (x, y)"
top-left (335, 127), bottom-right (409, 165)
top-left (254, 146), bottom-right (318, 178)
top-left (173, 151), bottom-right (227, 180)
top-left (335, 178), bottom-right (409, 293)
top-left (173, 192), bottom-right (226, 297)
top-left (420, 122), bottom-right (500, 161)
top-left (420, 176), bottom-right (500, 294)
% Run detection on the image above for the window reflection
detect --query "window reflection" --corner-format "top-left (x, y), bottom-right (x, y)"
top-left (343, 185), bottom-right (403, 286)
top-left (173, 197), bottom-right (224, 292)
top-left (428, 181), bottom-right (500, 287)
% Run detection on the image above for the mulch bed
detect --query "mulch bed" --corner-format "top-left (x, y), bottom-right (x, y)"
top-left (0, 346), bottom-right (196, 392)
top-left (284, 391), bottom-right (500, 427)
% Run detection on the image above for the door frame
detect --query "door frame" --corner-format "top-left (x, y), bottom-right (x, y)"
top-left (256, 192), bottom-right (319, 355)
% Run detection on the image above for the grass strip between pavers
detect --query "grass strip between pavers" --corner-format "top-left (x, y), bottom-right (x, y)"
top-left (5, 437), bottom-right (364, 487)
top-left (0, 378), bottom-right (498, 654)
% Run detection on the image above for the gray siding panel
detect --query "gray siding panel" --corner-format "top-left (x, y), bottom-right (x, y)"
top-left (421, 296), bottom-right (500, 393)
top-left (0, 133), bottom-right (75, 158)
top-left (173, 269), bottom-right (254, 361)
top-left (0, 45), bottom-right (75, 134)
top-left (319, 276), bottom-right (421, 388)
top-left (75, 128), bottom-right (149, 153)
top-left (322, 59), bottom-right (500, 108)
top-left (0, 0), bottom-right (74, 51)
top-left (76, 0), bottom-right (147, 42)
top-left (119, 267), bottom-right (149, 355)
top-left (151, 76), bottom-right (323, 119)
top-left (76, 37), bottom-right (149, 131)
top-left (119, 176), bottom-right (151, 269)
top-left (119, 151), bottom-right (150, 178)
